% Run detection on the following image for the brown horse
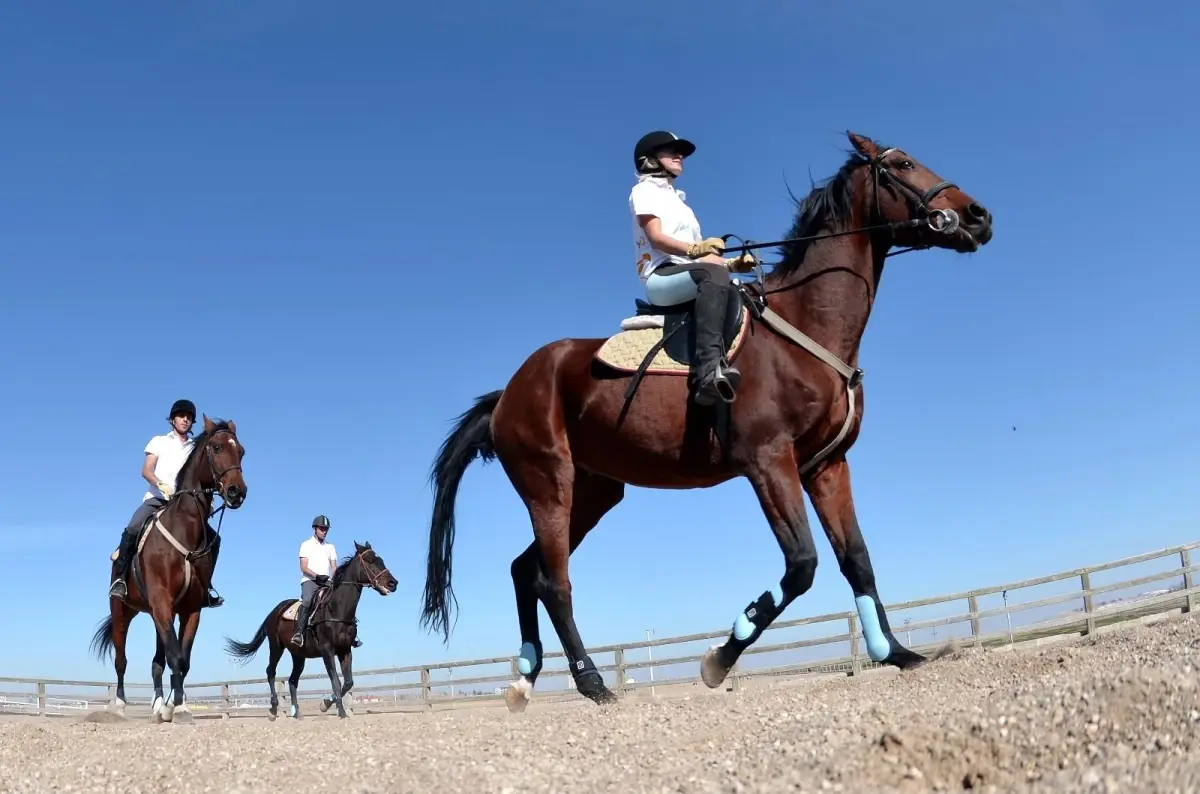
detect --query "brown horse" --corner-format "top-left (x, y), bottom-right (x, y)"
top-left (89, 415), bottom-right (247, 723)
top-left (223, 540), bottom-right (398, 719)
top-left (419, 132), bottom-right (994, 712)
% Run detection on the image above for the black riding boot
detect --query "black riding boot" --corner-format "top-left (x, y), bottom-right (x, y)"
top-left (691, 280), bottom-right (741, 405)
top-left (202, 530), bottom-right (224, 608)
top-left (292, 604), bottom-right (311, 647)
top-left (108, 531), bottom-right (138, 599)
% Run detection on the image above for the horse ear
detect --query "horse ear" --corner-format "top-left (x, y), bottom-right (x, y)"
top-left (226, 419), bottom-right (237, 434)
top-left (846, 131), bottom-right (881, 159)
top-left (354, 540), bottom-right (364, 552)
top-left (363, 540), bottom-right (371, 549)
top-left (203, 414), bottom-right (215, 433)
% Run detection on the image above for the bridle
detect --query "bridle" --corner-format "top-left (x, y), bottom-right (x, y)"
top-left (172, 426), bottom-right (245, 557)
top-left (313, 548), bottom-right (395, 627)
top-left (720, 147), bottom-right (966, 297)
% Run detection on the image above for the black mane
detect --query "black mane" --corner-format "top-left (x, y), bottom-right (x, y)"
top-left (772, 148), bottom-right (872, 278)
top-left (332, 552), bottom-right (358, 586)
top-left (173, 419), bottom-right (233, 490)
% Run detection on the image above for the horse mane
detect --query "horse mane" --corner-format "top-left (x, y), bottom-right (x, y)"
top-left (771, 147), bottom-right (874, 279)
top-left (173, 419), bottom-right (233, 490)
top-left (332, 552), bottom-right (358, 586)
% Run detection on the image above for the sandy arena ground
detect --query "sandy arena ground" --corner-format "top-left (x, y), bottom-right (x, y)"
top-left (2, 611), bottom-right (1197, 793)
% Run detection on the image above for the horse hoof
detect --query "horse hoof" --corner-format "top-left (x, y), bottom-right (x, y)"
top-left (174, 710), bottom-right (194, 725)
top-left (504, 679), bottom-right (532, 714)
top-left (319, 699), bottom-right (331, 713)
top-left (267, 712), bottom-right (277, 722)
top-left (700, 645), bottom-right (731, 689)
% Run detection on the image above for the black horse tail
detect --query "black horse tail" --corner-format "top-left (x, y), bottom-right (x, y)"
top-left (223, 599), bottom-right (291, 666)
top-left (88, 615), bottom-right (116, 662)
top-left (420, 389), bottom-right (502, 642)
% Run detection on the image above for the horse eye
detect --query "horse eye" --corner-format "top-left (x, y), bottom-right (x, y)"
top-left (213, 444), bottom-right (223, 452)
top-left (899, 159), bottom-right (914, 170)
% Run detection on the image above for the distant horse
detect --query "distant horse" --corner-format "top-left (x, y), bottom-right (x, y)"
top-left (420, 132), bottom-right (995, 713)
top-left (223, 541), bottom-right (397, 719)
top-left (89, 415), bottom-right (247, 723)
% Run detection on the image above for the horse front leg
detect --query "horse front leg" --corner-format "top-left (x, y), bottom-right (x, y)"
top-left (322, 647), bottom-right (355, 717)
top-left (148, 603), bottom-right (186, 723)
top-left (317, 630), bottom-right (348, 718)
top-left (150, 632), bottom-right (168, 723)
top-left (287, 650), bottom-right (306, 719)
top-left (169, 610), bottom-right (201, 723)
top-left (701, 445), bottom-right (820, 689)
top-left (804, 456), bottom-right (927, 669)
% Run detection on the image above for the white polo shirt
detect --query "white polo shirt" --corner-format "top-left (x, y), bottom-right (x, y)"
top-left (629, 174), bottom-right (703, 280)
top-left (299, 537), bottom-right (338, 584)
top-left (143, 431), bottom-right (195, 502)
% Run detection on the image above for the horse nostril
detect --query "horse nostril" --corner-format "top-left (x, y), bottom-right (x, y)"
top-left (967, 202), bottom-right (989, 221)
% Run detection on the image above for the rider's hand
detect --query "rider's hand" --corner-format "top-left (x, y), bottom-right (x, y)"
top-left (157, 481), bottom-right (175, 499)
top-left (725, 252), bottom-right (756, 273)
top-left (686, 237), bottom-right (725, 258)
top-left (314, 574), bottom-right (330, 586)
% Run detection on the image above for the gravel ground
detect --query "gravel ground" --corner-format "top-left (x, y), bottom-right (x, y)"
top-left (2, 612), bottom-right (1197, 793)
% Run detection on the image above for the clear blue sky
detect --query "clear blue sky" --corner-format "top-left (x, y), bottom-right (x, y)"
top-left (1, 1), bottom-right (1196, 684)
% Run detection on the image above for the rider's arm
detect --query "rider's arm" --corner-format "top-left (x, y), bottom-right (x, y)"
top-left (141, 452), bottom-right (160, 488)
top-left (637, 215), bottom-right (727, 266)
top-left (299, 555), bottom-right (317, 579)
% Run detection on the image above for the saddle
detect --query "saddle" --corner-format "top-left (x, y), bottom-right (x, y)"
top-left (594, 285), bottom-right (754, 379)
top-left (282, 585), bottom-right (333, 622)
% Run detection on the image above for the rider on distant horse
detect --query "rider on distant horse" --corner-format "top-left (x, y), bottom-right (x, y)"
top-left (630, 130), bottom-right (755, 405)
top-left (108, 398), bottom-right (223, 607)
top-left (292, 514), bottom-right (338, 648)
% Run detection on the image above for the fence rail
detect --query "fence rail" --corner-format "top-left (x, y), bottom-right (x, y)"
top-left (3, 540), bottom-right (1196, 718)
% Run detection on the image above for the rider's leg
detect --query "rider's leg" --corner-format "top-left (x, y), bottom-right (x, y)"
top-left (202, 527), bottom-right (224, 608)
top-left (292, 580), bottom-right (319, 647)
top-left (646, 261), bottom-right (740, 405)
top-left (109, 498), bottom-right (165, 599)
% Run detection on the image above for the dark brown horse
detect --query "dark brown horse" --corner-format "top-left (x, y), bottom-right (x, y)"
top-left (89, 415), bottom-right (247, 723)
top-left (419, 132), bottom-right (994, 712)
top-left (223, 541), bottom-right (397, 719)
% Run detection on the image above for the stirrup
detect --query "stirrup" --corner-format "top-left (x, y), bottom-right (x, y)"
top-left (108, 579), bottom-right (128, 598)
top-left (292, 632), bottom-right (305, 647)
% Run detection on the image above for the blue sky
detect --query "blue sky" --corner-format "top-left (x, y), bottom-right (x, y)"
top-left (1, 1), bottom-right (1196, 685)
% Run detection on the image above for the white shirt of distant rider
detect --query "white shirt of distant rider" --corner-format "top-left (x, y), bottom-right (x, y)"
top-left (299, 537), bottom-right (338, 584)
top-left (629, 174), bottom-right (702, 280)
top-left (142, 430), bottom-right (194, 503)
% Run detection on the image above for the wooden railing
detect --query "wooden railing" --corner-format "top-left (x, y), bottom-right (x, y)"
top-left (3, 540), bottom-right (1195, 718)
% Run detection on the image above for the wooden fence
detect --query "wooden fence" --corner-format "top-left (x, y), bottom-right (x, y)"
top-left (2, 540), bottom-right (1195, 718)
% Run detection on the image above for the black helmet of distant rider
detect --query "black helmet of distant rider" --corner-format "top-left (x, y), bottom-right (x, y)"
top-left (633, 131), bottom-right (696, 177)
top-left (312, 514), bottom-right (331, 530)
top-left (167, 399), bottom-right (196, 422)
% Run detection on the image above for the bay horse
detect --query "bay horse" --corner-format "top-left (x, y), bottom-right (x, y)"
top-left (223, 541), bottom-right (397, 719)
top-left (419, 132), bottom-right (994, 712)
top-left (89, 415), bottom-right (247, 723)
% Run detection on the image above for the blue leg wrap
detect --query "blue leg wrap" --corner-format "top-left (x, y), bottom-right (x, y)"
top-left (855, 594), bottom-right (892, 662)
top-left (517, 642), bottom-right (537, 676)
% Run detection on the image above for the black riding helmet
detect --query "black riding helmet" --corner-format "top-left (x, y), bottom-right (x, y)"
top-left (312, 514), bottom-right (330, 529)
top-left (168, 399), bottom-right (196, 421)
top-left (634, 130), bottom-right (696, 175)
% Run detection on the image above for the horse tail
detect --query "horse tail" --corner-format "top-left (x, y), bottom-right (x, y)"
top-left (223, 599), bottom-right (291, 666)
top-left (88, 615), bottom-right (116, 662)
top-left (420, 389), bottom-right (502, 642)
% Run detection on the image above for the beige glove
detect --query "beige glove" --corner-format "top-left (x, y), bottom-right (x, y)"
top-left (157, 481), bottom-right (175, 499)
top-left (686, 237), bottom-right (725, 258)
top-left (725, 252), bottom-right (756, 273)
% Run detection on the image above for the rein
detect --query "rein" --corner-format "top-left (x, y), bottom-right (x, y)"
top-left (314, 550), bottom-right (394, 626)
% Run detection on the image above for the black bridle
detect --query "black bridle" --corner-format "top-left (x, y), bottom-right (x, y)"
top-left (174, 427), bottom-right (244, 558)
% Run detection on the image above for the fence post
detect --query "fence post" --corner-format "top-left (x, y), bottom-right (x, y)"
top-left (613, 648), bottom-right (626, 694)
top-left (221, 684), bottom-right (231, 719)
top-left (848, 614), bottom-right (861, 675)
top-left (1080, 572), bottom-right (1096, 635)
top-left (967, 595), bottom-right (982, 648)
top-left (420, 668), bottom-right (431, 710)
top-left (1182, 548), bottom-right (1195, 614)
top-left (37, 682), bottom-right (46, 716)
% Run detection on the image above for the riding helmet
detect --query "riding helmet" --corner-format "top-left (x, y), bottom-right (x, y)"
top-left (312, 514), bottom-right (331, 529)
top-left (634, 130), bottom-right (696, 174)
top-left (168, 399), bottom-right (196, 420)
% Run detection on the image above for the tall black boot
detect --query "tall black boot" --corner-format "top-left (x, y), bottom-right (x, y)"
top-left (108, 532), bottom-right (138, 599)
top-left (291, 604), bottom-right (311, 647)
top-left (202, 530), bottom-right (224, 608)
top-left (691, 280), bottom-right (741, 405)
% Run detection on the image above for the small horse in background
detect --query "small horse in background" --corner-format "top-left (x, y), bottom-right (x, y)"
top-left (223, 541), bottom-right (397, 719)
top-left (89, 415), bottom-right (247, 723)
top-left (420, 132), bottom-right (994, 713)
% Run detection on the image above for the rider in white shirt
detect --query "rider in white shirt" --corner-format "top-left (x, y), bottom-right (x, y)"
top-left (292, 514), bottom-right (339, 647)
top-left (629, 130), bottom-right (754, 405)
top-left (108, 399), bottom-right (223, 608)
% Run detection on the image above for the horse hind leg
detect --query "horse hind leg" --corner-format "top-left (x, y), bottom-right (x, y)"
top-left (287, 650), bottom-right (307, 719)
top-left (505, 470), bottom-right (625, 713)
top-left (108, 602), bottom-right (135, 716)
top-left (701, 446), bottom-right (820, 689)
top-left (265, 631), bottom-right (284, 721)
